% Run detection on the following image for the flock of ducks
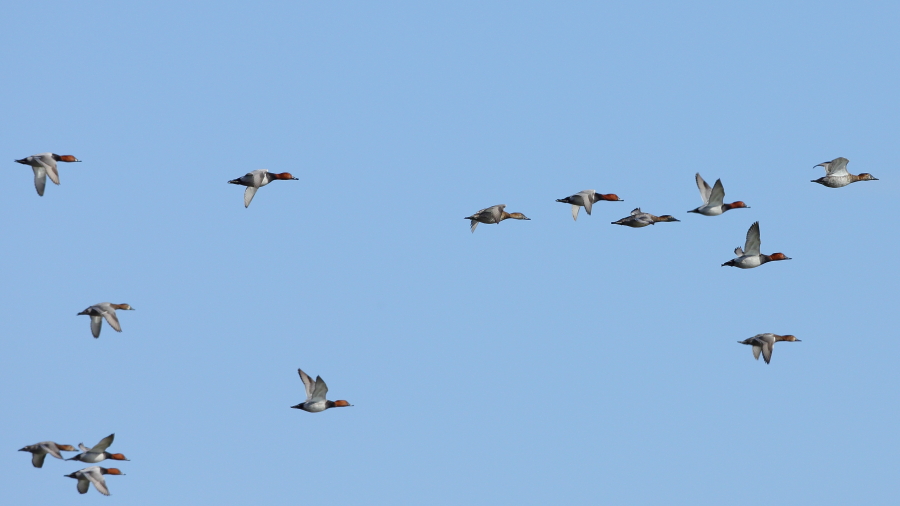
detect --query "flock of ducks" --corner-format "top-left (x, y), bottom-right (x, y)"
top-left (13, 156), bottom-right (344, 497)
top-left (14, 151), bottom-right (878, 495)
top-left (463, 159), bottom-right (878, 362)
top-left (19, 434), bottom-right (127, 496)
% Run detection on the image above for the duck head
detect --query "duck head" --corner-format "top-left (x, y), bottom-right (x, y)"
top-left (724, 201), bottom-right (749, 210)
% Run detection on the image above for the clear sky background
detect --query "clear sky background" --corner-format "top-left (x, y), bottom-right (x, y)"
top-left (2, 1), bottom-right (898, 504)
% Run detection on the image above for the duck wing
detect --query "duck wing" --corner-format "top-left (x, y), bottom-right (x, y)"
top-left (84, 469), bottom-right (110, 496)
top-left (489, 205), bottom-right (505, 223)
top-left (32, 452), bottom-right (47, 468)
top-left (708, 179), bottom-right (726, 207)
top-left (90, 316), bottom-right (103, 338)
top-left (578, 190), bottom-right (595, 216)
top-left (90, 434), bottom-right (115, 453)
top-left (695, 173), bottom-right (712, 204)
top-left (102, 310), bottom-right (123, 332)
top-left (32, 166), bottom-right (47, 196)
top-left (41, 443), bottom-right (64, 460)
top-left (310, 376), bottom-right (329, 403)
top-left (243, 186), bottom-right (258, 208)
top-left (630, 208), bottom-right (642, 216)
top-left (298, 369), bottom-right (315, 401)
top-left (744, 222), bottom-right (761, 256)
top-left (34, 154), bottom-right (60, 185)
top-left (77, 476), bottom-right (91, 494)
top-left (822, 157), bottom-right (850, 176)
top-left (761, 342), bottom-right (773, 364)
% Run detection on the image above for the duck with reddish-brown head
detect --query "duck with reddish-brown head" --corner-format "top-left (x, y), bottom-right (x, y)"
top-left (556, 189), bottom-right (623, 221)
top-left (228, 169), bottom-right (298, 207)
top-left (721, 222), bottom-right (791, 269)
top-left (67, 434), bottom-right (129, 464)
top-left (15, 152), bottom-right (81, 196)
top-left (738, 333), bottom-right (801, 364)
top-left (291, 368), bottom-right (353, 413)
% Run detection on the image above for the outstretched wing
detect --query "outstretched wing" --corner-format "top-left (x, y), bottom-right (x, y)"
top-left (695, 173), bottom-right (712, 204)
top-left (489, 205), bottom-right (505, 222)
top-left (819, 157), bottom-right (850, 176)
top-left (85, 471), bottom-right (110, 496)
top-left (41, 443), bottom-right (64, 460)
top-left (90, 316), bottom-right (103, 338)
top-left (32, 453), bottom-right (47, 468)
top-left (102, 310), bottom-right (123, 332)
top-left (630, 208), bottom-right (642, 216)
top-left (744, 222), bottom-right (761, 256)
top-left (91, 434), bottom-right (115, 453)
top-left (32, 166), bottom-right (47, 196)
top-left (310, 376), bottom-right (329, 403)
top-left (761, 342), bottom-right (773, 364)
top-left (752, 345), bottom-right (762, 360)
top-left (34, 155), bottom-right (60, 185)
top-left (579, 190), bottom-right (595, 216)
top-left (708, 179), bottom-right (726, 207)
top-left (243, 186), bottom-right (258, 208)
top-left (298, 369), bottom-right (315, 401)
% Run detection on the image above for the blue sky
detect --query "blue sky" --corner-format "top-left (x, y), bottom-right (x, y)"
top-left (3, 1), bottom-right (898, 504)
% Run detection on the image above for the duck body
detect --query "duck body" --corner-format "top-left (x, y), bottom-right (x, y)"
top-left (612, 208), bottom-right (679, 227)
top-left (556, 189), bottom-right (622, 220)
top-left (64, 466), bottom-right (124, 496)
top-left (291, 369), bottom-right (352, 413)
top-left (721, 222), bottom-right (791, 269)
top-left (19, 441), bottom-right (76, 468)
top-left (688, 173), bottom-right (748, 216)
top-left (812, 157), bottom-right (878, 188)
top-left (738, 333), bottom-right (801, 363)
top-left (67, 434), bottom-right (128, 464)
top-left (228, 169), bottom-right (298, 207)
top-left (77, 303), bottom-right (135, 338)
top-left (15, 152), bottom-right (80, 196)
top-left (464, 204), bottom-right (530, 232)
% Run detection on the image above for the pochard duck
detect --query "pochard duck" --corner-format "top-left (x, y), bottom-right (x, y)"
top-left (738, 333), bottom-right (801, 364)
top-left (611, 208), bottom-right (679, 227)
top-left (465, 204), bottom-right (530, 232)
top-left (228, 169), bottom-right (298, 207)
top-left (556, 189), bottom-right (622, 220)
top-left (688, 173), bottom-right (748, 216)
top-left (722, 222), bottom-right (791, 269)
top-left (67, 434), bottom-right (128, 464)
top-left (291, 369), bottom-right (352, 413)
top-left (64, 466), bottom-right (124, 496)
top-left (19, 441), bottom-right (76, 468)
top-left (15, 153), bottom-right (80, 196)
top-left (812, 157), bottom-right (877, 188)
top-left (77, 303), bottom-right (135, 338)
